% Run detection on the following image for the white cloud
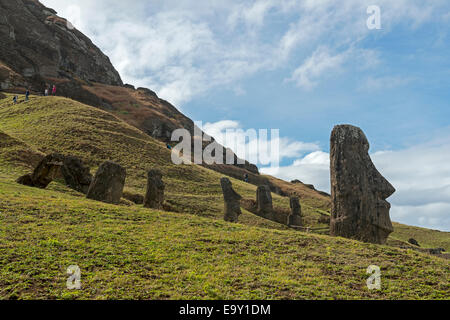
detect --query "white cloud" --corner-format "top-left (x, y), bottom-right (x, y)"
top-left (40, 0), bottom-right (449, 105)
top-left (202, 120), bottom-right (319, 166)
top-left (287, 47), bottom-right (349, 89)
top-left (287, 46), bottom-right (381, 90)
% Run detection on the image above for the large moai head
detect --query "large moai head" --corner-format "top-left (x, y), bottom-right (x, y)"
top-left (330, 125), bottom-right (395, 244)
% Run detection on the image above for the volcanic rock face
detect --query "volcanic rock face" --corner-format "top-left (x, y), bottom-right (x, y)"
top-left (17, 153), bottom-right (64, 188)
top-left (330, 125), bottom-right (395, 244)
top-left (0, 0), bottom-right (122, 90)
top-left (288, 197), bottom-right (302, 227)
top-left (86, 161), bottom-right (126, 204)
top-left (256, 186), bottom-right (273, 220)
top-left (144, 169), bottom-right (165, 209)
top-left (0, 1), bottom-right (260, 179)
top-left (61, 156), bottom-right (92, 194)
top-left (220, 178), bottom-right (242, 222)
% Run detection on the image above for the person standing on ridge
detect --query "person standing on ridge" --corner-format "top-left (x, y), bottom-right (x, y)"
top-left (44, 88), bottom-right (48, 96)
top-left (52, 85), bottom-right (56, 96)
top-left (25, 89), bottom-right (30, 101)
top-left (13, 96), bottom-right (17, 104)
top-left (244, 173), bottom-right (249, 183)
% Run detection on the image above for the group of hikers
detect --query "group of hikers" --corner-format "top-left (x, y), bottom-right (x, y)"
top-left (12, 84), bottom-right (56, 104)
top-left (45, 85), bottom-right (57, 96)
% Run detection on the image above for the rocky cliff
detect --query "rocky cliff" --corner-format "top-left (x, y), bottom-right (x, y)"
top-left (0, 0), bottom-right (258, 176)
top-left (0, 0), bottom-right (122, 89)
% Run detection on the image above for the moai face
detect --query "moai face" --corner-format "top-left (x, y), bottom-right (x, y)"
top-left (330, 125), bottom-right (395, 244)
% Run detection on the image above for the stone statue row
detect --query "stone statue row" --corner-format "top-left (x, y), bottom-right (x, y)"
top-left (220, 124), bottom-right (396, 245)
top-left (220, 177), bottom-right (302, 227)
top-left (16, 124), bottom-right (395, 245)
top-left (17, 154), bottom-right (165, 209)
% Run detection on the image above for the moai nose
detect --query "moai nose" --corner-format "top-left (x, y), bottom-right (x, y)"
top-left (372, 166), bottom-right (396, 199)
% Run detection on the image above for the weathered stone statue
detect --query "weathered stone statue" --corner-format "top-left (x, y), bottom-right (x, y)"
top-left (330, 125), bottom-right (395, 244)
top-left (144, 169), bottom-right (165, 209)
top-left (17, 153), bottom-right (93, 193)
top-left (86, 161), bottom-right (126, 204)
top-left (17, 153), bottom-right (64, 188)
top-left (287, 196), bottom-right (302, 227)
top-left (220, 178), bottom-right (242, 222)
top-left (256, 185), bottom-right (273, 220)
top-left (61, 156), bottom-right (93, 194)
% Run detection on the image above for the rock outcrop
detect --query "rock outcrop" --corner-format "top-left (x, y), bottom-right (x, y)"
top-left (287, 197), bottom-right (302, 227)
top-left (61, 156), bottom-right (92, 194)
top-left (0, 0), bottom-right (259, 179)
top-left (330, 125), bottom-right (395, 244)
top-left (0, 0), bottom-right (122, 90)
top-left (17, 153), bottom-right (64, 188)
top-left (220, 178), bottom-right (242, 222)
top-left (256, 186), bottom-right (273, 220)
top-left (86, 161), bottom-right (126, 204)
top-left (144, 169), bottom-right (165, 209)
top-left (408, 238), bottom-right (420, 247)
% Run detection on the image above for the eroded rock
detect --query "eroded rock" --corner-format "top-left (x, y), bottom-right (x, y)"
top-left (408, 238), bottom-right (420, 247)
top-left (287, 197), bottom-right (302, 227)
top-left (256, 185), bottom-right (273, 220)
top-left (61, 156), bottom-right (92, 194)
top-left (86, 161), bottom-right (126, 204)
top-left (144, 169), bottom-right (165, 209)
top-left (17, 153), bottom-right (64, 188)
top-left (330, 125), bottom-right (395, 244)
top-left (220, 178), bottom-right (242, 222)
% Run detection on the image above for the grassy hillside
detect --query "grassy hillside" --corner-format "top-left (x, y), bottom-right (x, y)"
top-left (0, 94), bottom-right (329, 229)
top-left (391, 223), bottom-right (449, 252)
top-left (0, 176), bottom-right (448, 300)
top-left (0, 94), bottom-right (448, 300)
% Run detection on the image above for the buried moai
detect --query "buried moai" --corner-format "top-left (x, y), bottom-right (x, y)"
top-left (220, 178), bottom-right (242, 222)
top-left (256, 185), bottom-right (273, 220)
top-left (144, 169), bottom-right (165, 209)
top-left (17, 153), bottom-right (92, 193)
top-left (330, 125), bottom-right (395, 244)
top-left (17, 153), bottom-right (65, 188)
top-left (287, 196), bottom-right (302, 227)
top-left (86, 161), bottom-right (126, 204)
top-left (61, 156), bottom-right (93, 194)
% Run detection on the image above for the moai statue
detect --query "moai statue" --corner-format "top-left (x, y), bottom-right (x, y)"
top-left (256, 185), bottom-right (273, 220)
top-left (287, 196), bottom-right (302, 227)
top-left (17, 153), bottom-right (64, 188)
top-left (220, 178), bottom-right (242, 222)
top-left (61, 156), bottom-right (93, 194)
top-left (144, 169), bottom-right (165, 209)
top-left (86, 161), bottom-right (126, 204)
top-left (330, 125), bottom-right (395, 244)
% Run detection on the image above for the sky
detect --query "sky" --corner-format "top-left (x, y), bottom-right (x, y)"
top-left (41, 0), bottom-right (450, 231)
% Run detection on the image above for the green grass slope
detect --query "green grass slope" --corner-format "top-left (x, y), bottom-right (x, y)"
top-left (0, 177), bottom-right (448, 300)
top-left (0, 94), bottom-right (448, 300)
